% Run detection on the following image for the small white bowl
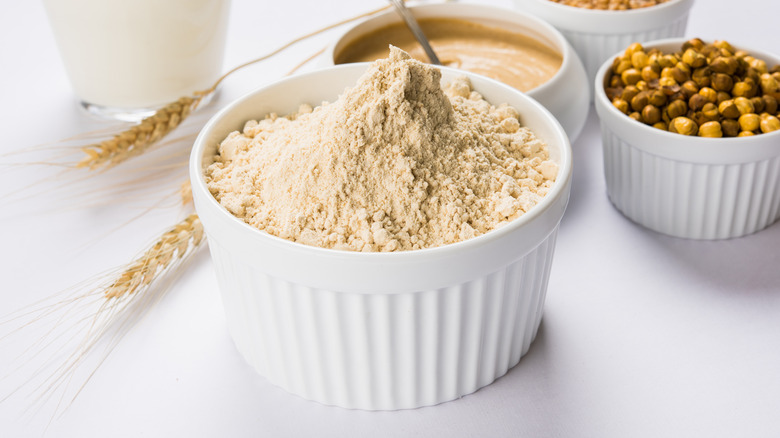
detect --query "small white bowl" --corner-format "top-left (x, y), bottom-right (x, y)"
top-left (190, 63), bottom-right (573, 410)
top-left (323, 3), bottom-right (590, 142)
top-left (594, 38), bottom-right (780, 240)
top-left (517, 0), bottom-right (694, 96)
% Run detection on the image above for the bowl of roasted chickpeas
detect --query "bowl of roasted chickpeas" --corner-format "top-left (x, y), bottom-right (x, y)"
top-left (594, 37), bottom-right (780, 240)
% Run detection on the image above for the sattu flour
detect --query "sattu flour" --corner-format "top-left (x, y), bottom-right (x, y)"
top-left (205, 47), bottom-right (558, 252)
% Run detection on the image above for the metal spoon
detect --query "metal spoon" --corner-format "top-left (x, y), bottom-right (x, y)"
top-left (387, 0), bottom-right (441, 65)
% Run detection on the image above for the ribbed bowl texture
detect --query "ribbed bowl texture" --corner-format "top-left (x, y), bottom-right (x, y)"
top-left (190, 64), bottom-right (573, 409)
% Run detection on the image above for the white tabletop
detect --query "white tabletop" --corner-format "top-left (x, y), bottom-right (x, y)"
top-left (1, 1), bottom-right (779, 437)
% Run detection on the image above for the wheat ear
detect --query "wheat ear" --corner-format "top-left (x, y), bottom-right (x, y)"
top-left (104, 214), bottom-right (204, 299)
top-left (76, 96), bottom-right (201, 170)
top-left (74, 4), bottom-right (391, 171)
top-left (0, 214), bottom-right (207, 420)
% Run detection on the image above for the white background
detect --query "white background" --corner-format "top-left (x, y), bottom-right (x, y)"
top-left (1, 0), bottom-right (779, 437)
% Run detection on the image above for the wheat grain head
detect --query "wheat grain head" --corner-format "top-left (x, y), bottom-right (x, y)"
top-left (76, 96), bottom-right (202, 171)
top-left (104, 214), bottom-right (204, 299)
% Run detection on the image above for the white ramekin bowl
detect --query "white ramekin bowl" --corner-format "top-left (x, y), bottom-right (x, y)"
top-left (323, 3), bottom-right (589, 143)
top-left (594, 38), bottom-right (780, 240)
top-left (517, 0), bottom-right (694, 96)
top-left (190, 63), bottom-right (573, 410)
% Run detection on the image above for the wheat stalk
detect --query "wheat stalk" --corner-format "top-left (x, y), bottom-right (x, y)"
top-left (74, 4), bottom-right (392, 171)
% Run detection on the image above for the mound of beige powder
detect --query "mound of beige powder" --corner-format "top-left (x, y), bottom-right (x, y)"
top-left (205, 47), bottom-right (558, 252)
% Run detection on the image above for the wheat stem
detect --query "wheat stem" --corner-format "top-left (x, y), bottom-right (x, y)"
top-left (286, 46), bottom-right (328, 76)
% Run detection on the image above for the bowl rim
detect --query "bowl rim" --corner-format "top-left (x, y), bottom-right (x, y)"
top-left (325, 2), bottom-right (574, 97)
top-left (190, 63), bottom-right (573, 260)
top-left (518, 0), bottom-right (695, 34)
top-left (594, 37), bottom-right (780, 164)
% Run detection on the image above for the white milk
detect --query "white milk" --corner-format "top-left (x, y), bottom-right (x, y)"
top-left (44, 0), bottom-right (230, 113)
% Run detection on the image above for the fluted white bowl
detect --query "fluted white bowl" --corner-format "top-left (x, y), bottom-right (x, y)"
top-left (594, 38), bottom-right (780, 240)
top-left (323, 3), bottom-right (589, 142)
top-left (190, 63), bottom-right (573, 410)
top-left (517, 0), bottom-right (694, 97)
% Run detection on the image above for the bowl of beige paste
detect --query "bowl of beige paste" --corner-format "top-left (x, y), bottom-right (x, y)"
top-left (190, 49), bottom-right (572, 410)
top-left (324, 2), bottom-right (590, 142)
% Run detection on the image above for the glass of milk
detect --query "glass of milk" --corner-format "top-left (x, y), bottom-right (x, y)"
top-left (44, 0), bottom-right (231, 121)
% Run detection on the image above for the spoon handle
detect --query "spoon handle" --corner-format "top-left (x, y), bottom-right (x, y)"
top-left (388, 0), bottom-right (441, 65)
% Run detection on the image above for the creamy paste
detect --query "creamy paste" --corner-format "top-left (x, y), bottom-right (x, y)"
top-left (335, 18), bottom-right (562, 92)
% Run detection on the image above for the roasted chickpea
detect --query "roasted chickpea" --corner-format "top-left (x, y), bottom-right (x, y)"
top-left (615, 59), bottom-right (634, 75)
top-left (689, 93), bottom-right (708, 111)
top-left (680, 80), bottom-right (699, 98)
top-left (733, 97), bottom-right (755, 115)
top-left (760, 73), bottom-right (779, 94)
top-left (642, 65), bottom-right (660, 82)
top-left (709, 56), bottom-right (738, 75)
top-left (718, 100), bottom-right (741, 119)
top-left (631, 91), bottom-right (651, 112)
top-left (613, 98), bottom-right (630, 114)
top-left (622, 68), bottom-right (642, 85)
top-left (702, 102), bottom-right (719, 121)
top-left (652, 121), bottom-right (668, 131)
top-left (698, 121), bottom-right (723, 137)
top-left (621, 85), bottom-right (641, 102)
top-left (665, 100), bottom-right (688, 119)
top-left (711, 73), bottom-right (734, 92)
top-left (738, 113), bottom-right (760, 132)
top-left (751, 96), bottom-right (766, 113)
top-left (763, 95), bottom-right (778, 115)
top-left (760, 114), bottom-right (780, 133)
top-left (648, 90), bottom-right (667, 107)
top-left (733, 79), bottom-right (758, 98)
top-left (642, 105), bottom-right (662, 125)
top-left (669, 117), bottom-right (698, 135)
top-left (632, 51), bottom-right (649, 69)
top-left (722, 119), bottom-right (741, 137)
top-left (698, 87), bottom-right (718, 103)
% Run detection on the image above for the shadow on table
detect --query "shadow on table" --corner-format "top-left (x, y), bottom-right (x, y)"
top-left (627, 217), bottom-right (780, 294)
